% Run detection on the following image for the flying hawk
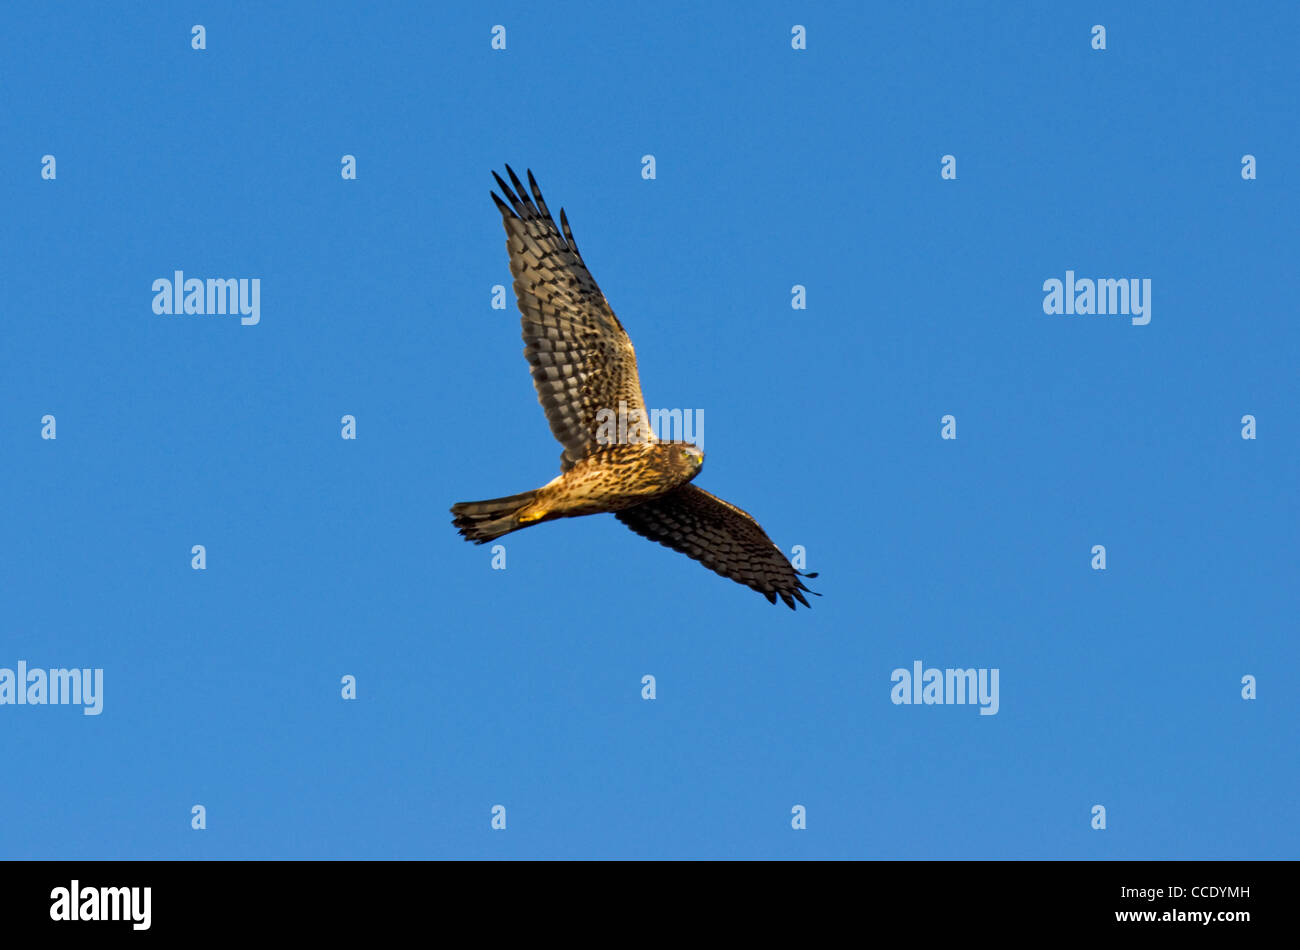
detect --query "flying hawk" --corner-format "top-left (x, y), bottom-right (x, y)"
top-left (451, 166), bottom-right (818, 609)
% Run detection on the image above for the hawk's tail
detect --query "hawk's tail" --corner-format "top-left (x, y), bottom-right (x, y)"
top-left (451, 490), bottom-right (541, 544)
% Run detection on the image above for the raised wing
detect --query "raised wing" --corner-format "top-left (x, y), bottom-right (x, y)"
top-left (492, 166), bottom-right (649, 471)
top-left (616, 485), bottom-right (819, 609)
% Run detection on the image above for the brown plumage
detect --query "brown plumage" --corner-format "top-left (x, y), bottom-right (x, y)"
top-left (452, 442), bottom-right (703, 541)
top-left (451, 165), bottom-right (818, 609)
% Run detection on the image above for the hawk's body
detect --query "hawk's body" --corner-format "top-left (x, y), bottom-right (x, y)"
top-left (453, 441), bottom-right (703, 541)
top-left (451, 166), bottom-right (818, 609)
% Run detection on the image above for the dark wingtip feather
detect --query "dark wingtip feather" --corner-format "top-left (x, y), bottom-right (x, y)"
top-left (490, 189), bottom-right (516, 218)
top-left (526, 169), bottom-right (549, 211)
top-left (492, 170), bottom-right (522, 209)
top-left (505, 165), bottom-right (535, 213)
top-left (792, 568), bottom-right (821, 603)
top-left (559, 207), bottom-right (580, 255)
top-left (764, 591), bottom-right (777, 605)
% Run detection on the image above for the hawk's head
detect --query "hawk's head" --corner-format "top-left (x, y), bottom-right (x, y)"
top-left (642, 440), bottom-right (704, 490)
top-left (675, 443), bottom-right (705, 476)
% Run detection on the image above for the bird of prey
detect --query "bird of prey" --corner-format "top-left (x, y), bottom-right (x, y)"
top-left (451, 166), bottom-right (818, 609)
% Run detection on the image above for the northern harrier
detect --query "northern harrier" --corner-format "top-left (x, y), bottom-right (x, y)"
top-left (451, 166), bottom-right (818, 609)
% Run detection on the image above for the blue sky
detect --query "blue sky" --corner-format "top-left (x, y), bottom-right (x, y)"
top-left (1, 1), bottom-right (1296, 858)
